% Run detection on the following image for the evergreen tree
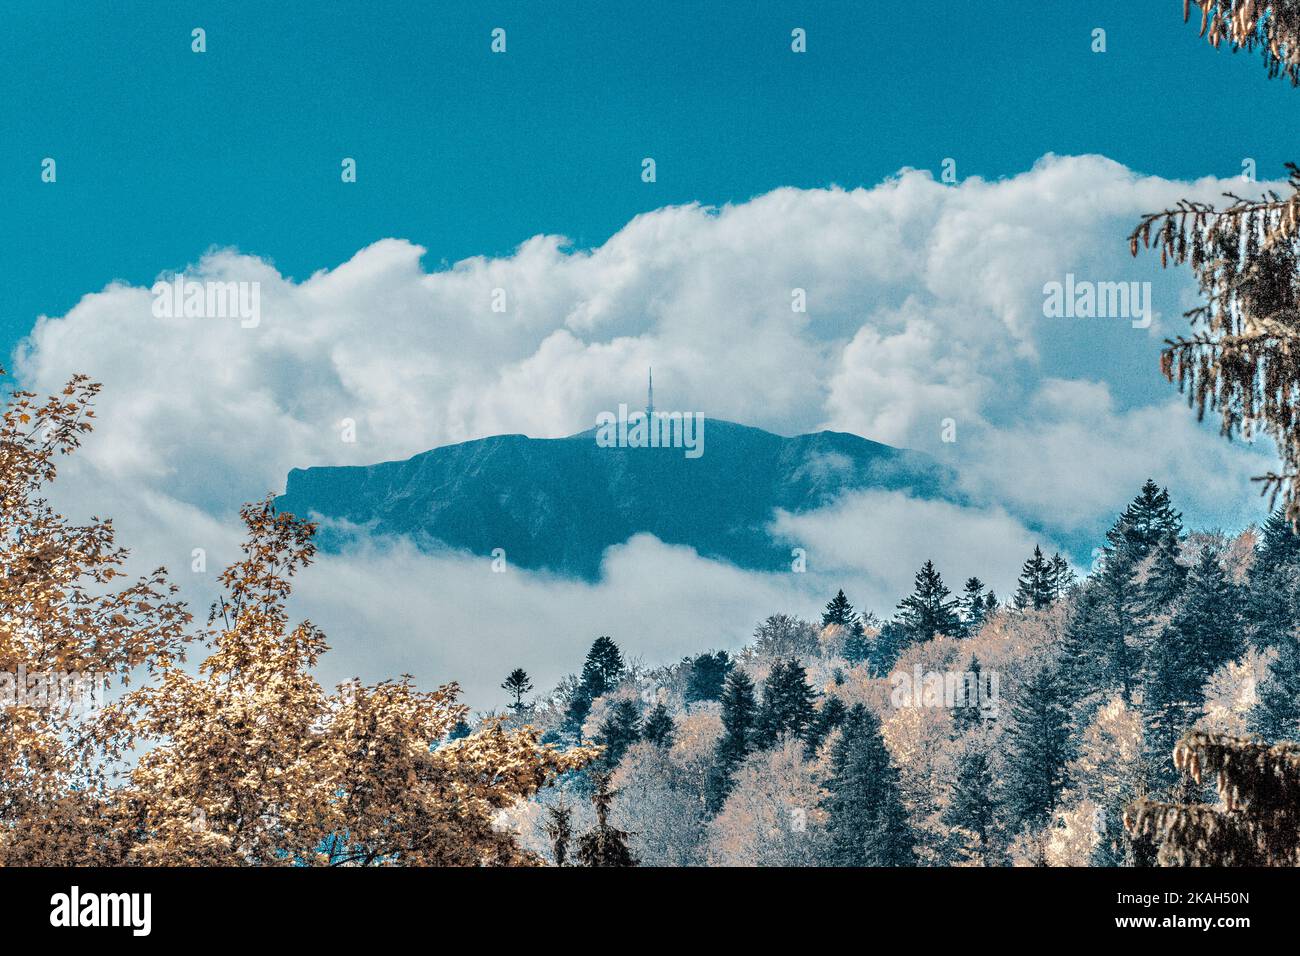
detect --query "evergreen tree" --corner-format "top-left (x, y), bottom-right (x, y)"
top-left (1142, 620), bottom-right (1208, 794)
top-left (500, 667), bottom-right (533, 713)
top-left (1048, 552), bottom-right (1076, 598)
top-left (943, 745), bottom-right (998, 862)
top-left (543, 803), bottom-right (573, 866)
top-left (822, 589), bottom-right (863, 636)
top-left (1107, 479), bottom-right (1183, 560)
top-left (821, 704), bottom-right (915, 866)
top-left (1061, 545), bottom-right (1140, 705)
top-left (1013, 546), bottom-right (1055, 610)
top-left (575, 773), bottom-right (636, 867)
top-left (595, 698), bottom-right (641, 771)
top-left (565, 636), bottom-right (626, 733)
top-left (951, 655), bottom-right (988, 734)
top-left (706, 669), bottom-right (758, 812)
top-left (1260, 509), bottom-right (1300, 565)
top-left (803, 695), bottom-right (848, 758)
top-left (1141, 531), bottom-right (1187, 625)
top-left (683, 650), bottom-right (733, 704)
top-left (894, 560), bottom-right (961, 647)
top-left (641, 702), bottom-right (675, 747)
top-left (1247, 513), bottom-right (1300, 650)
top-left (1005, 665), bottom-right (1073, 830)
top-left (1249, 637), bottom-right (1300, 742)
top-left (754, 658), bottom-right (817, 748)
top-left (959, 577), bottom-right (991, 636)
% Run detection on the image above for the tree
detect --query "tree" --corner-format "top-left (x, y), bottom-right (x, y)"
top-left (543, 802), bottom-right (573, 866)
top-left (706, 669), bottom-right (758, 812)
top-left (683, 650), bottom-right (733, 704)
top-left (959, 577), bottom-right (992, 635)
top-left (803, 694), bottom-right (848, 758)
top-left (641, 702), bottom-right (675, 747)
top-left (753, 614), bottom-right (820, 658)
top-left (575, 772), bottom-right (637, 867)
top-left (1107, 480), bottom-right (1183, 559)
top-left (753, 658), bottom-right (817, 748)
top-left (1049, 553), bottom-right (1075, 599)
top-left (1005, 665), bottom-right (1073, 831)
top-left (821, 704), bottom-right (915, 866)
top-left (1127, 732), bottom-right (1300, 866)
top-left (894, 560), bottom-right (961, 648)
top-left (501, 668), bottom-right (533, 713)
top-left (943, 745), bottom-right (998, 864)
top-left (1141, 531), bottom-right (1187, 624)
top-left (595, 698), bottom-right (641, 771)
top-left (821, 590), bottom-right (862, 634)
top-left (565, 636), bottom-right (626, 734)
top-left (1249, 637), bottom-right (1300, 742)
top-left (1013, 546), bottom-right (1055, 611)
top-left (0, 371), bottom-right (193, 865)
top-left (1247, 513), bottom-right (1300, 650)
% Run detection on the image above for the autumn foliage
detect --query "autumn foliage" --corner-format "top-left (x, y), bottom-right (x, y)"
top-left (0, 371), bottom-right (594, 866)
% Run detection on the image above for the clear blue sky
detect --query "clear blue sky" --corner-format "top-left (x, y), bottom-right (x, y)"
top-left (1, 0), bottom-right (1295, 360)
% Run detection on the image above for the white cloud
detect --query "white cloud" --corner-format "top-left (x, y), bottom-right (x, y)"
top-left (11, 154), bottom-right (1280, 705)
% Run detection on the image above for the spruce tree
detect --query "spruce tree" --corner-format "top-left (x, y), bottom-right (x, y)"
top-left (822, 589), bottom-right (862, 633)
top-left (1005, 665), bottom-right (1073, 830)
top-left (565, 636), bottom-right (626, 733)
top-left (1108, 479), bottom-right (1183, 560)
top-left (641, 702), bottom-right (675, 747)
top-left (706, 669), bottom-right (758, 812)
top-left (951, 655), bottom-right (988, 734)
top-left (683, 650), bottom-right (733, 704)
top-left (959, 577), bottom-right (991, 636)
top-left (1140, 531), bottom-right (1187, 626)
top-left (575, 773), bottom-right (636, 867)
top-left (821, 704), bottom-right (915, 866)
top-left (894, 560), bottom-right (961, 647)
top-left (803, 695), bottom-right (848, 758)
top-left (943, 745), bottom-right (998, 862)
top-left (1247, 513), bottom-right (1300, 650)
top-left (1249, 637), bottom-right (1300, 742)
top-left (1048, 552), bottom-right (1075, 599)
top-left (1013, 546), bottom-right (1055, 610)
top-left (595, 698), bottom-right (641, 771)
top-left (753, 658), bottom-right (817, 748)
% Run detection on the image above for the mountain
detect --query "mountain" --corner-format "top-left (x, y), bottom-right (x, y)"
top-left (275, 419), bottom-right (958, 580)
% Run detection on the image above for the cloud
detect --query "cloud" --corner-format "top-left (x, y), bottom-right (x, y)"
top-left (11, 154), bottom-right (1280, 705)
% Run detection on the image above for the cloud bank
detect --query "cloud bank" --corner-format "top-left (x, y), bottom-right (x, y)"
top-left (14, 154), bottom-right (1276, 705)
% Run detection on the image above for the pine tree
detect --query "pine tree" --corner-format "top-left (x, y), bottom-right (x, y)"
top-left (565, 636), bottom-right (626, 734)
top-left (1005, 665), bottom-right (1073, 830)
top-left (959, 577), bottom-right (991, 636)
top-left (1141, 531), bottom-right (1187, 625)
top-left (575, 773), bottom-right (636, 867)
top-left (821, 704), bottom-right (915, 866)
top-left (1013, 546), bottom-right (1055, 610)
top-left (1249, 637), bottom-right (1300, 742)
top-left (706, 669), bottom-right (758, 812)
top-left (1142, 620), bottom-right (1208, 794)
top-left (595, 698), bottom-right (641, 771)
top-left (641, 702), bottom-right (675, 747)
top-left (753, 659), bottom-right (817, 748)
top-left (894, 560), bottom-right (961, 647)
top-left (951, 655), bottom-right (988, 734)
top-left (501, 667), bottom-right (533, 713)
top-left (1247, 513), bottom-right (1300, 651)
top-left (1061, 544), bottom-right (1140, 706)
top-left (943, 745), bottom-right (998, 863)
top-left (683, 650), bottom-right (732, 704)
top-left (1107, 480), bottom-right (1183, 560)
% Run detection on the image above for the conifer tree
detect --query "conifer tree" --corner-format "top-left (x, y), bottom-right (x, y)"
top-left (821, 589), bottom-right (862, 633)
top-left (1014, 546), bottom-right (1055, 611)
top-left (1249, 638), bottom-right (1300, 742)
top-left (959, 577), bottom-right (991, 636)
top-left (1049, 552), bottom-right (1076, 598)
top-left (683, 651), bottom-right (732, 704)
top-left (1107, 480), bottom-right (1183, 560)
top-left (1247, 512), bottom-right (1300, 650)
top-left (501, 668), bottom-right (533, 713)
top-left (951, 655), bottom-right (988, 734)
top-left (1141, 531), bottom-right (1187, 625)
top-left (543, 803), bottom-right (573, 866)
top-left (706, 669), bottom-right (758, 812)
top-left (595, 698), bottom-right (641, 771)
top-left (803, 695), bottom-right (848, 758)
top-left (565, 636), bottom-right (626, 734)
top-left (821, 704), bottom-right (915, 866)
top-left (943, 745), bottom-right (998, 862)
top-left (754, 659), bottom-right (817, 748)
top-left (1005, 665), bottom-right (1073, 830)
top-left (575, 772), bottom-right (636, 867)
top-left (641, 702), bottom-right (675, 747)
top-left (894, 560), bottom-right (961, 647)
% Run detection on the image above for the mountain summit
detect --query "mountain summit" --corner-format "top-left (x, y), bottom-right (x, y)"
top-left (275, 419), bottom-right (956, 580)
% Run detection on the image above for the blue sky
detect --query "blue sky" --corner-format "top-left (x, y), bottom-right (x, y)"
top-left (2, 0), bottom-right (1296, 359)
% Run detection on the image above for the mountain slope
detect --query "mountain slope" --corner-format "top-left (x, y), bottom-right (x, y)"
top-left (275, 419), bottom-right (957, 579)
